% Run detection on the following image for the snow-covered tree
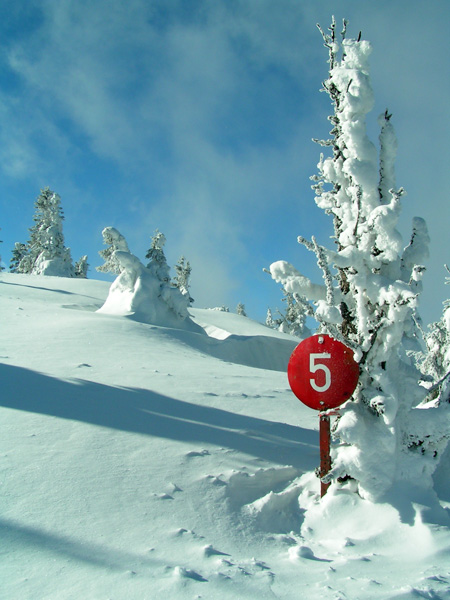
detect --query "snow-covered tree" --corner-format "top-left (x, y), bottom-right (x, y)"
top-left (10, 242), bottom-right (29, 273)
top-left (236, 302), bottom-right (247, 317)
top-left (415, 267), bottom-right (450, 403)
top-left (265, 308), bottom-right (275, 329)
top-left (269, 19), bottom-right (449, 500)
top-left (74, 255), bottom-right (89, 278)
top-left (97, 227), bottom-right (199, 331)
top-left (172, 256), bottom-right (194, 304)
top-left (96, 227), bottom-right (130, 275)
top-left (146, 230), bottom-right (170, 283)
top-left (0, 230), bottom-right (3, 271)
top-left (19, 187), bottom-right (74, 276)
top-left (277, 289), bottom-right (310, 338)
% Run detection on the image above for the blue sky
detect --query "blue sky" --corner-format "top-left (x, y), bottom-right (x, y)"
top-left (1, 0), bottom-right (449, 327)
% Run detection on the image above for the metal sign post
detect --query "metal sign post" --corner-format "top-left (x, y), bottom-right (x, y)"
top-left (287, 334), bottom-right (359, 497)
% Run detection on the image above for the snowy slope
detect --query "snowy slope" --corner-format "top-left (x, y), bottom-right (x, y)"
top-left (1, 273), bottom-right (450, 600)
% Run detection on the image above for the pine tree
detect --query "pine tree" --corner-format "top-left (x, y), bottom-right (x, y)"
top-left (19, 187), bottom-right (74, 276)
top-left (415, 267), bottom-right (450, 403)
top-left (10, 242), bottom-right (29, 273)
top-left (269, 19), bottom-right (448, 500)
top-left (265, 308), bottom-right (275, 329)
top-left (0, 229), bottom-right (3, 272)
top-left (236, 303), bottom-right (247, 317)
top-left (74, 255), bottom-right (89, 278)
top-left (172, 256), bottom-right (194, 304)
top-left (96, 227), bottom-right (130, 274)
top-left (146, 230), bottom-right (170, 283)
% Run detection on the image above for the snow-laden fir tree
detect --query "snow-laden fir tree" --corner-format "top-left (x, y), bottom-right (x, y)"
top-left (415, 267), bottom-right (450, 404)
top-left (96, 227), bottom-right (130, 275)
top-left (265, 307), bottom-right (275, 329)
top-left (10, 242), bottom-right (29, 273)
top-left (146, 230), bottom-right (170, 283)
top-left (74, 255), bottom-right (89, 278)
top-left (172, 255), bottom-right (194, 304)
top-left (97, 227), bottom-right (199, 331)
top-left (269, 19), bottom-right (449, 500)
top-left (236, 303), bottom-right (247, 317)
top-left (19, 187), bottom-right (74, 277)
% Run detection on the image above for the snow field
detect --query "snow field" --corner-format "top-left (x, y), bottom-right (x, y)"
top-left (1, 274), bottom-right (450, 599)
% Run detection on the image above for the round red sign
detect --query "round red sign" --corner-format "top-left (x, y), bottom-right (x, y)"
top-left (288, 334), bottom-right (359, 410)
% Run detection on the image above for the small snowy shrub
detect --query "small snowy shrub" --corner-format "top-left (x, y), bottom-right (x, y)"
top-left (269, 19), bottom-right (449, 500)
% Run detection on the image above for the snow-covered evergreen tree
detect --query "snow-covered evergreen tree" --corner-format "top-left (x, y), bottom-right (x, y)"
top-left (277, 289), bottom-right (310, 338)
top-left (415, 267), bottom-right (450, 403)
top-left (19, 187), bottom-right (74, 277)
top-left (10, 243), bottom-right (28, 273)
top-left (75, 255), bottom-right (89, 278)
top-left (269, 19), bottom-right (448, 500)
top-left (265, 308), bottom-right (275, 329)
top-left (236, 303), bottom-right (247, 317)
top-left (146, 230), bottom-right (170, 283)
top-left (172, 256), bottom-right (194, 304)
top-left (97, 227), bottom-right (198, 331)
top-left (96, 227), bottom-right (130, 275)
top-left (0, 230), bottom-right (3, 271)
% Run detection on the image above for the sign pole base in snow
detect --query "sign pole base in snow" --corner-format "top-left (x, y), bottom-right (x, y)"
top-left (287, 334), bottom-right (359, 499)
top-left (319, 413), bottom-right (332, 498)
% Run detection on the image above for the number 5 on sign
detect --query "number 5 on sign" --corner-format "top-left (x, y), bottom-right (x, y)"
top-left (309, 353), bottom-right (331, 392)
top-left (288, 335), bottom-right (359, 411)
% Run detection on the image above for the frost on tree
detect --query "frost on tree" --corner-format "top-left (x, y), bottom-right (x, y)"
top-left (96, 227), bottom-right (130, 275)
top-left (18, 187), bottom-right (74, 277)
top-left (269, 19), bottom-right (449, 500)
top-left (97, 228), bottom-right (200, 331)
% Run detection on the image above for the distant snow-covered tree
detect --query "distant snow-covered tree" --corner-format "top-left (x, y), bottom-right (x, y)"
top-left (277, 289), bottom-right (310, 338)
top-left (10, 242), bottom-right (29, 273)
top-left (269, 19), bottom-right (448, 500)
top-left (97, 227), bottom-right (200, 331)
top-left (96, 227), bottom-right (130, 275)
top-left (415, 267), bottom-right (450, 403)
top-left (265, 308), bottom-right (275, 329)
top-left (146, 230), bottom-right (170, 283)
top-left (19, 187), bottom-right (74, 277)
top-left (75, 255), bottom-right (89, 278)
top-left (172, 256), bottom-right (194, 304)
top-left (0, 230), bottom-right (3, 271)
top-left (236, 303), bottom-right (247, 317)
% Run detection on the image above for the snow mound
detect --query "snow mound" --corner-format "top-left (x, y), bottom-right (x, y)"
top-left (97, 250), bottom-right (202, 332)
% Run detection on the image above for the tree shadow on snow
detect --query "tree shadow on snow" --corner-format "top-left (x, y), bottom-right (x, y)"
top-left (0, 363), bottom-right (317, 471)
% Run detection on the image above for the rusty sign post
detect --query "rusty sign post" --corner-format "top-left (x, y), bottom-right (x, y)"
top-left (287, 334), bottom-right (359, 497)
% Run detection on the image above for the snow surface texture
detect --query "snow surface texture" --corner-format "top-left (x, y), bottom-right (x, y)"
top-left (1, 273), bottom-right (450, 599)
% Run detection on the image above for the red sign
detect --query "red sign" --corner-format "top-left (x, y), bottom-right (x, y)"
top-left (288, 334), bottom-right (359, 411)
